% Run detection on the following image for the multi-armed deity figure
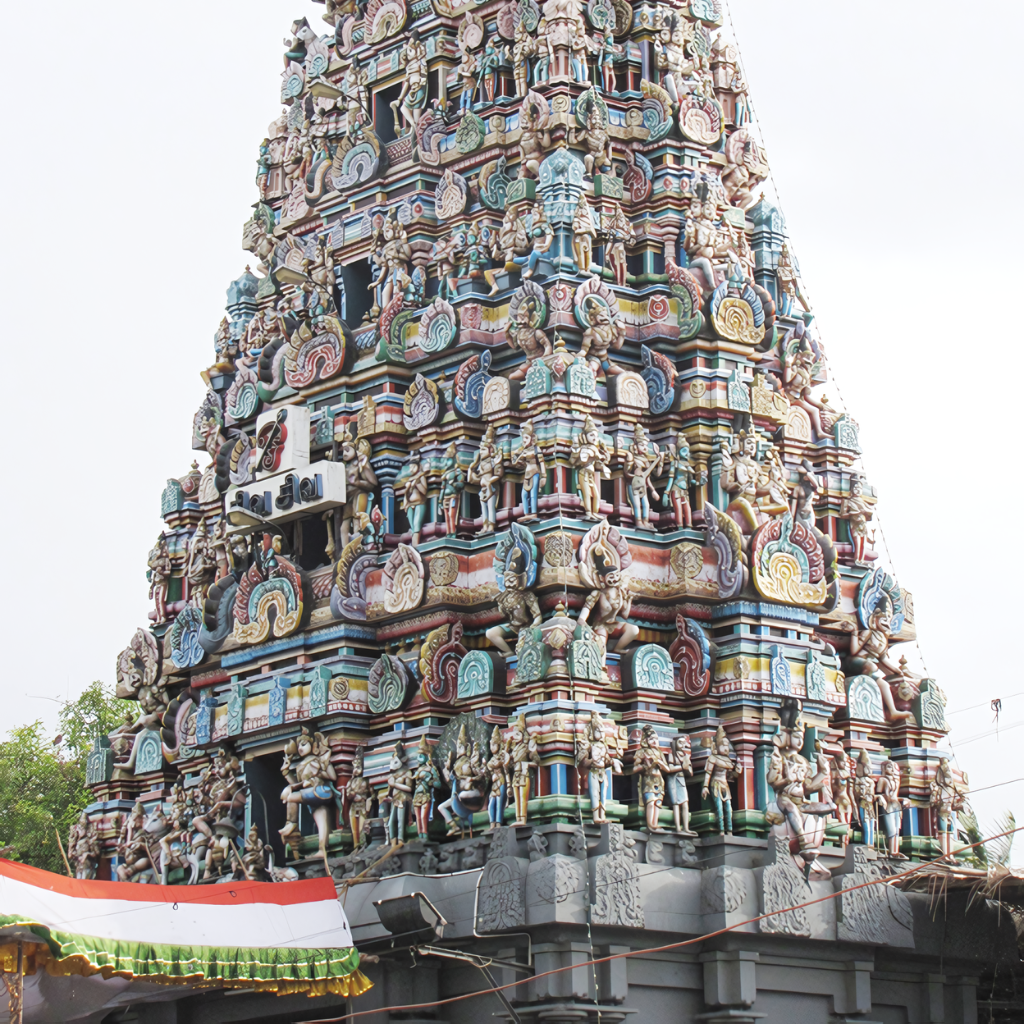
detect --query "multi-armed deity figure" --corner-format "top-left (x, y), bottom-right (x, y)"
top-left (68, 812), bottom-right (101, 880)
top-left (570, 415), bottom-right (612, 520)
top-left (438, 723), bottom-right (487, 837)
top-left (662, 432), bottom-right (703, 529)
top-left (702, 726), bottom-right (738, 835)
top-left (576, 711), bottom-right (622, 825)
top-left (766, 701), bottom-right (834, 879)
top-left (487, 523), bottom-right (542, 655)
top-left (577, 521), bottom-right (639, 653)
top-left (468, 425), bottom-right (504, 534)
top-left (279, 727), bottom-right (338, 864)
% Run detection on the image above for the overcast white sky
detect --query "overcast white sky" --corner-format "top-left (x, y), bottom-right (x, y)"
top-left (1, 1), bottom-right (1020, 847)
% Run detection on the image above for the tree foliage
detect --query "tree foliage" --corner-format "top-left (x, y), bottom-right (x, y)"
top-left (0, 682), bottom-right (132, 873)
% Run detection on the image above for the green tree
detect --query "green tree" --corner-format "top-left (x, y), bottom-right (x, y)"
top-left (0, 682), bottom-right (133, 873)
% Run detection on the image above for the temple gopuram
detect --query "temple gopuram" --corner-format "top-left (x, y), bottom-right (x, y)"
top-left (71, 0), bottom-right (1016, 1020)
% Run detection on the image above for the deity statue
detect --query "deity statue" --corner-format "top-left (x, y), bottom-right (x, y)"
top-left (383, 741), bottom-right (413, 845)
top-left (506, 714), bottom-right (541, 826)
top-left (68, 812), bottom-right (101, 880)
top-left (930, 757), bottom-right (966, 860)
top-left (829, 749), bottom-right (856, 847)
top-left (572, 100), bottom-right (613, 177)
top-left (790, 458), bottom-right (820, 527)
top-left (438, 443), bottom-right (467, 536)
top-left (256, 138), bottom-right (272, 199)
top-left (596, 30), bottom-right (619, 93)
top-left (518, 90), bottom-right (552, 179)
top-left (341, 55), bottom-right (370, 131)
top-left (512, 19), bottom-right (537, 96)
top-left (876, 759), bottom-right (909, 859)
top-left (576, 711), bottom-right (622, 824)
top-left (622, 423), bottom-right (664, 530)
top-left (279, 727), bottom-right (338, 864)
top-left (760, 446), bottom-right (791, 517)
top-left (186, 518), bottom-right (216, 599)
top-left (512, 419), bottom-right (546, 521)
top-left (191, 747), bottom-right (247, 879)
top-left (343, 746), bottom-right (372, 849)
top-left (486, 726), bottom-right (509, 829)
top-left (781, 336), bottom-right (834, 439)
top-left (390, 28), bottom-right (429, 136)
top-left (702, 726), bottom-right (737, 835)
top-left (438, 723), bottom-right (487, 837)
top-left (505, 285), bottom-right (552, 376)
top-left (246, 304), bottom-right (285, 354)
top-left (467, 425), bottom-right (505, 534)
top-left (765, 701), bottom-right (834, 879)
top-left (578, 295), bottom-right (626, 377)
top-left (662, 432), bottom-right (704, 529)
top-left (401, 453), bottom-right (430, 545)
top-left (631, 724), bottom-right (680, 832)
top-left (656, 12), bottom-right (696, 104)
top-left (147, 536), bottom-right (172, 622)
top-left (839, 592), bottom-right (915, 723)
top-left (719, 430), bottom-right (786, 531)
top-left (456, 46), bottom-right (479, 114)
top-left (116, 802), bottom-right (151, 883)
top-left (665, 734), bottom-right (697, 835)
top-left (338, 424), bottom-right (378, 547)
top-left (476, 38), bottom-right (504, 103)
top-left (512, 201), bottom-right (554, 282)
top-left (577, 519), bottom-right (639, 652)
top-left (682, 197), bottom-right (722, 291)
top-left (775, 243), bottom-right (809, 317)
top-left (487, 523), bottom-right (542, 655)
top-left (839, 474), bottom-right (875, 565)
top-left (368, 210), bottom-right (412, 317)
top-left (412, 736), bottom-right (441, 842)
top-left (571, 193), bottom-right (597, 273)
top-left (235, 823), bottom-right (271, 882)
top-left (601, 202), bottom-right (635, 287)
top-left (853, 749), bottom-right (877, 848)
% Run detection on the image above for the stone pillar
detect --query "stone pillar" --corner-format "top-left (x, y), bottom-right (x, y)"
top-left (700, 949), bottom-right (759, 1018)
top-left (832, 959), bottom-right (873, 1017)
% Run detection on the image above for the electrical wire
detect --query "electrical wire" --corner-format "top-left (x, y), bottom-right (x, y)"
top-left (303, 825), bottom-right (1024, 1024)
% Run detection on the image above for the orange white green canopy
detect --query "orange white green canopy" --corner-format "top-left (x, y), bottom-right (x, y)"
top-left (0, 858), bottom-right (369, 1020)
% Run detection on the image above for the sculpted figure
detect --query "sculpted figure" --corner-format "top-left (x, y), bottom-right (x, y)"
top-left (343, 746), bottom-right (372, 849)
top-left (718, 430), bottom-right (786, 532)
top-left (513, 200), bottom-right (554, 281)
top-left (876, 759), bottom-right (909, 859)
top-left (666, 734), bottom-right (697, 835)
top-left (116, 802), bottom-right (151, 882)
top-left (519, 91), bottom-right (552, 179)
top-left (839, 473), bottom-right (875, 565)
top-left (369, 211), bottom-right (412, 316)
top-left (191, 747), bottom-right (247, 879)
top-left (147, 536), bottom-right (172, 622)
top-left (839, 593), bottom-right (915, 723)
top-left (487, 522), bottom-right (542, 655)
top-left (390, 29), bottom-right (429, 136)
top-left (656, 12), bottom-right (695, 104)
top-left (854, 749), bottom-right (877, 848)
top-left (338, 425), bottom-right (378, 547)
top-left (577, 521), bottom-right (639, 652)
top-left (571, 193), bottom-right (597, 273)
top-left (781, 337), bottom-right (835, 439)
top-left (766, 702), bottom-right (834, 879)
top-left (573, 101), bottom-right (613, 177)
top-left (401, 453), bottom-right (430, 545)
top-left (829, 750), bottom-right (856, 847)
top-left (341, 55), bottom-right (370, 131)
top-left (68, 812), bottom-right (101, 880)
top-left (576, 711), bottom-right (622, 824)
top-left (486, 726), bottom-right (509, 829)
top-left (622, 423), bottom-right (664, 529)
top-left (759, 446), bottom-right (791, 517)
top-left (776, 243), bottom-right (809, 317)
top-left (663, 432), bottom-right (704, 529)
top-left (438, 723), bottom-right (487, 837)
top-left (512, 19), bottom-right (537, 96)
top-left (467, 426), bottom-right (504, 534)
top-left (602, 203), bottom-right (634, 287)
top-left (631, 724), bottom-right (680, 832)
top-left (930, 757), bottom-right (966, 860)
top-left (702, 725), bottom-right (737, 835)
top-left (505, 289), bottom-right (552, 376)
top-left (279, 727), bottom-right (338, 864)
top-left (512, 419), bottom-right (546, 521)
top-left (570, 415), bottom-right (612, 519)
top-left (456, 46), bottom-right (479, 114)
top-left (186, 518), bottom-right (216, 598)
top-left (412, 736), bottom-right (441, 842)
top-left (383, 741), bottom-right (413, 845)
top-left (506, 714), bottom-right (541, 826)
top-left (682, 198), bottom-right (721, 291)
top-left (790, 458), bottom-right (820, 527)
top-left (438, 443), bottom-right (466, 536)
top-left (578, 295), bottom-right (626, 377)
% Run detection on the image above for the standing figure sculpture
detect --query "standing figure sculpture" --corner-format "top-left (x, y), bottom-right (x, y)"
top-left (279, 727), bottom-right (338, 865)
top-left (570, 414), bottom-right (612, 519)
top-left (602, 202), bottom-right (635, 287)
top-left (576, 711), bottom-right (622, 824)
top-left (622, 424), bottom-right (664, 530)
top-left (702, 726), bottom-right (737, 835)
top-left (513, 419), bottom-right (546, 521)
top-left (663, 432), bottom-right (704, 529)
top-left (854, 749), bottom-right (877, 848)
top-left (68, 812), bottom-right (101, 880)
top-left (571, 193), bottom-right (596, 273)
top-left (343, 746), bottom-right (372, 849)
top-left (631, 724), bottom-right (679, 832)
top-left (930, 757), bottom-right (965, 860)
top-left (383, 741), bottom-right (414, 845)
top-left (438, 444), bottom-right (466, 536)
top-left (666, 734), bottom-right (697, 835)
top-left (390, 28), bottom-right (429, 137)
top-left (839, 474), bottom-right (876, 565)
top-left (830, 750), bottom-right (856, 847)
top-left (876, 759), bottom-right (909, 859)
top-left (486, 726), bottom-right (509, 829)
top-left (339, 425), bottom-right (378, 547)
top-left (411, 736), bottom-right (441, 842)
top-left (401, 454), bottom-right (430, 545)
top-left (507, 715), bottom-right (541, 826)
top-left (147, 536), bottom-right (172, 622)
top-left (467, 426), bottom-right (504, 534)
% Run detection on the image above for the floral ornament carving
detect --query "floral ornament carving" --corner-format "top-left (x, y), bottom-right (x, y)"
top-left (710, 275), bottom-right (766, 346)
top-left (704, 502), bottom-right (746, 599)
top-left (678, 94), bottom-right (723, 145)
top-left (367, 654), bottom-right (412, 714)
top-left (383, 544), bottom-right (425, 614)
top-left (435, 169), bottom-right (469, 221)
top-left (453, 349), bottom-right (493, 419)
top-left (669, 614), bottom-right (711, 697)
top-left (232, 535), bottom-right (309, 645)
top-left (750, 512), bottom-right (829, 608)
top-left (403, 372), bottom-right (442, 430)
